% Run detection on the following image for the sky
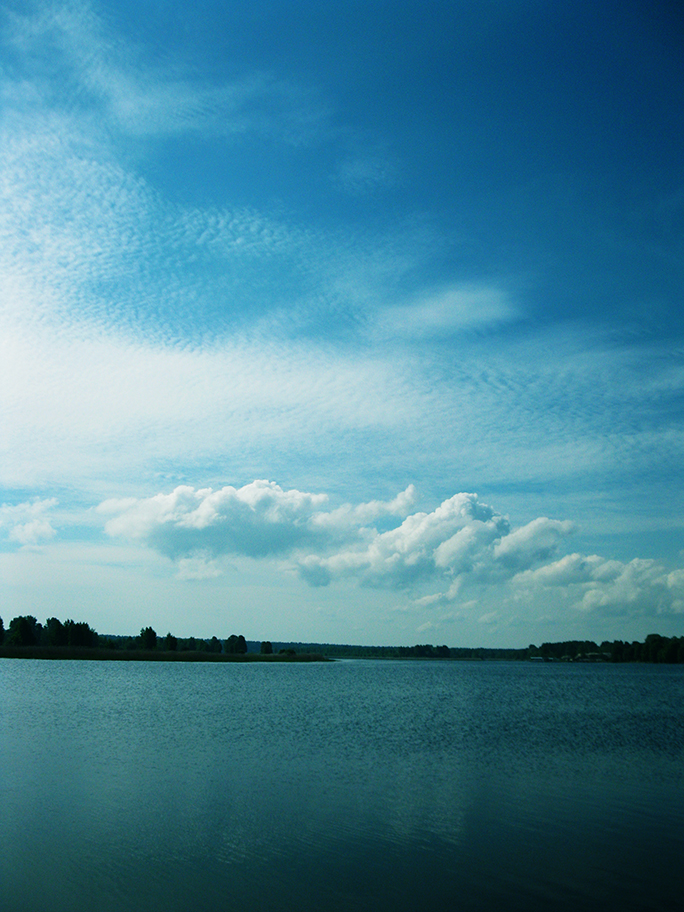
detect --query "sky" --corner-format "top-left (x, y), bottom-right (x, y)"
top-left (1, 0), bottom-right (684, 648)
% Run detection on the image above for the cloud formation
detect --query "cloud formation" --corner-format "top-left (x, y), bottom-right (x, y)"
top-left (298, 492), bottom-right (515, 588)
top-left (98, 485), bottom-right (530, 590)
top-left (3, 0), bottom-right (683, 519)
top-left (0, 498), bottom-right (58, 544)
top-left (99, 481), bottom-right (684, 620)
top-left (101, 485), bottom-right (520, 584)
top-left (6, 0), bottom-right (328, 143)
top-left (99, 481), bottom-right (331, 559)
top-left (377, 284), bottom-right (518, 339)
top-left (2, 1), bottom-right (683, 647)
top-left (514, 553), bottom-right (684, 617)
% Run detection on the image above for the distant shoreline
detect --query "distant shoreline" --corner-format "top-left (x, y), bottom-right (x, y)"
top-left (0, 646), bottom-right (330, 662)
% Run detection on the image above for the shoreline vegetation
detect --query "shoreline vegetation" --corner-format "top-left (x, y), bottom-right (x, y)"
top-left (0, 614), bottom-right (683, 663)
top-left (0, 646), bottom-right (328, 662)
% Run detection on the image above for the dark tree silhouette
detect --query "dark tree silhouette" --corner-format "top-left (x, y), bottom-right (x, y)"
top-left (64, 620), bottom-right (98, 648)
top-left (44, 617), bottom-right (68, 647)
top-left (226, 634), bottom-right (247, 654)
top-left (141, 626), bottom-right (157, 650)
top-left (6, 615), bottom-right (41, 647)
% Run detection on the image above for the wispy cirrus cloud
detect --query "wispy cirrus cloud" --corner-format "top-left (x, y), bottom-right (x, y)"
top-left (336, 151), bottom-right (399, 194)
top-left (376, 284), bottom-right (519, 339)
top-left (3, 0), bottom-right (684, 565)
top-left (4, 0), bottom-right (329, 143)
top-left (0, 6), bottom-right (453, 360)
top-left (0, 108), bottom-right (311, 341)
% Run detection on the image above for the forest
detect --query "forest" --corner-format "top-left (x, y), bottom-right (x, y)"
top-left (1, 614), bottom-right (683, 663)
top-left (0, 615), bottom-right (308, 660)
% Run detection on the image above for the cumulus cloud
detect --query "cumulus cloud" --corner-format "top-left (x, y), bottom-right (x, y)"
top-left (515, 553), bottom-right (684, 618)
top-left (315, 485), bottom-right (418, 530)
top-left (298, 494), bottom-right (574, 593)
top-left (577, 559), bottom-right (670, 614)
top-left (100, 483), bottom-right (582, 600)
top-left (98, 480), bottom-right (684, 620)
top-left (99, 481), bottom-right (330, 560)
top-left (297, 492), bottom-right (509, 588)
top-left (0, 498), bottom-right (58, 544)
top-left (514, 552), bottom-right (604, 587)
top-left (667, 569), bottom-right (684, 589)
top-left (493, 517), bottom-right (574, 569)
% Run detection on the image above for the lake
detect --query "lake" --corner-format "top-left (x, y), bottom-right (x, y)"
top-left (1, 658), bottom-right (683, 911)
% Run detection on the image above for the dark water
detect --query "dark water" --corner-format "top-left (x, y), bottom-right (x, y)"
top-left (1, 659), bottom-right (683, 912)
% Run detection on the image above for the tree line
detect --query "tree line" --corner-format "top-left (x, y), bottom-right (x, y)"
top-left (0, 615), bottom-right (259, 655)
top-left (528, 633), bottom-right (684, 663)
top-left (267, 636), bottom-right (684, 662)
top-left (1, 615), bottom-right (682, 663)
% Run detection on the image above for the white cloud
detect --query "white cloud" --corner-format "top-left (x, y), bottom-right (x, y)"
top-left (2, 0), bottom-right (684, 620)
top-left (176, 556), bottom-right (223, 581)
top-left (99, 484), bottom-right (595, 608)
top-left (377, 284), bottom-right (518, 339)
top-left (577, 559), bottom-right (670, 614)
top-left (298, 495), bottom-right (576, 593)
top-left (493, 517), bottom-right (574, 569)
top-left (514, 553), bottom-right (604, 587)
top-left (102, 486), bottom-right (513, 586)
top-left (99, 480), bottom-right (684, 624)
top-left (514, 552), bottom-right (684, 619)
top-left (100, 481), bottom-right (330, 559)
top-left (299, 492), bottom-right (505, 588)
top-left (3, 5), bottom-right (683, 514)
top-left (315, 485), bottom-right (418, 531)
top-left (0, 498), bottom-right (58, 544)
top-left (414, 579), bottom-right (463, 608)
top-left (667, 569), bottom-right (684, 589)
top-left (98, 482), bottom-right (418, 574)
top-left (0, 19), bottom-right (444, 495)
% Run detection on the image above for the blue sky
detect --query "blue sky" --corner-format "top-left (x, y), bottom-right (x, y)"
top-left (2, 0), bottom-right (683, 647)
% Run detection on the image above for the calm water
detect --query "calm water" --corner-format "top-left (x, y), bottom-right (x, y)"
top-left (1, 659), bottom-right (683, 912)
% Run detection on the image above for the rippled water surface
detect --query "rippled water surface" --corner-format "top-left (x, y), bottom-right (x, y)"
top-left (2, 659), bottom-right (683, 911)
